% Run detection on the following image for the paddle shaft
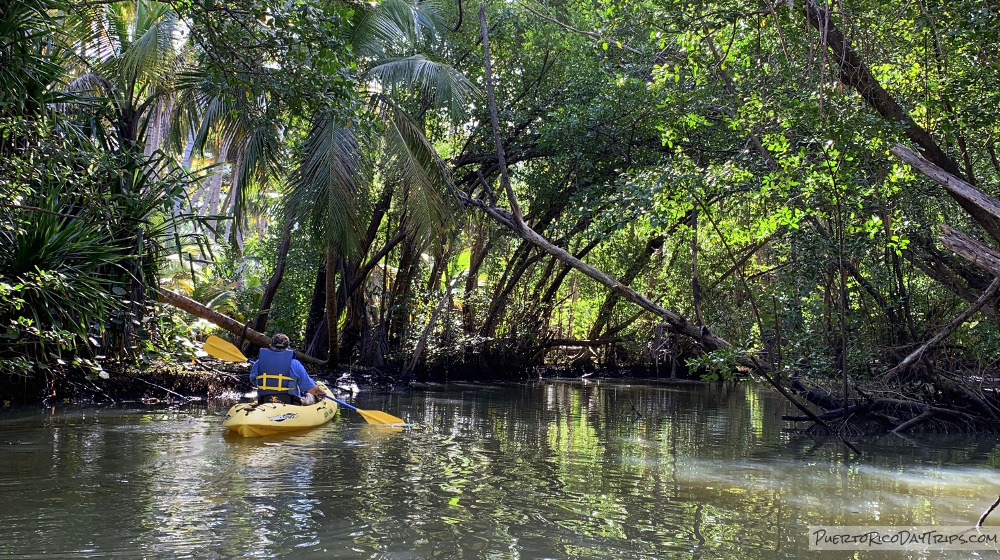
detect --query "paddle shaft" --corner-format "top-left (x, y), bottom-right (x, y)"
top-left (324, 395), bottom-right (358, 411)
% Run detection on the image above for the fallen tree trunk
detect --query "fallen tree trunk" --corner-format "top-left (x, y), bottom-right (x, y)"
top-left (157, 287), bottom-right (328, 366)
top-left (460, 191), bottom-right (735, 350)
top-left (939, 225), bottom-right (1000, 278)
top-left (903, 240), bottom-right (995, 315)
top-left (891, 144), bottom-right (1000, 245)
top-left (885, 144), bottom-right (1000, 418)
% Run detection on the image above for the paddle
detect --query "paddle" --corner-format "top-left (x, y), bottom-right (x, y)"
top-left (204, 335), bottom-right (405, 425)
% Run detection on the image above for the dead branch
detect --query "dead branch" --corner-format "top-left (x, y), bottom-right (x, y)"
top-left (891, 144), bottom-right (1000, 244)
top-left (117, 371), bottom-right (193, 402)
top-left (883, 276), bottom-right (1000, 382)
top-left (939, 225), bottom-right (1000, 277)
top-left (891, 406), bottom-right (934, 434)
top-left (979, 496), bottom-right (1000, 527)
top-left (785, 396), bottom-right (976, 434)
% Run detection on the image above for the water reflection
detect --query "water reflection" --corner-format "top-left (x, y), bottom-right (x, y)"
top-left (1, 382), bottom-right (999, 558)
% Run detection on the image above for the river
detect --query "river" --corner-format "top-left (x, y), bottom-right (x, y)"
top-left (1, 380), bottom-right (998, 558)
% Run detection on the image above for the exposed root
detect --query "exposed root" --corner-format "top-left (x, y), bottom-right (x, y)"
top-left (787, 375), bottom-right (996, 435)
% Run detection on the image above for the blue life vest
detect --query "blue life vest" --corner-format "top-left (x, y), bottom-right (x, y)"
top-left (254, 348), bottom-right (298, 397)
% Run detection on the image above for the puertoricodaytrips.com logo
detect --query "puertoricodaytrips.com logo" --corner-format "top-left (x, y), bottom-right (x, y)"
top-left (809, 526), bottom-right (1000, 551)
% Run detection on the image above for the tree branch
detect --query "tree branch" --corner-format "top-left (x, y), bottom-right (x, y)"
top-left (883, 276), bottom-right (1000, 382)
top-left (479, 5), bottom-right (523, 224)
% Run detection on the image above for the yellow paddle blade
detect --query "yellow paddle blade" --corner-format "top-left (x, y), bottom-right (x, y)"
top-left (204, 335), bottom-right (248, 363)
top-left (355, 409), bottom-right (406, 425)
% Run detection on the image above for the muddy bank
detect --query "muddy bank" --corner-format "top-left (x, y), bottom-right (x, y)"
top-left (1, 359), bottom-right (253, 406)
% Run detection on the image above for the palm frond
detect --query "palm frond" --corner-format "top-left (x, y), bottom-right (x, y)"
top-left (409, 0), bottom-right (447, 39)
top-left (372, 94), bottom-right (456, 242)
top-left (351, 0), bottom-right (413, 60)
top-left (167, 88), bottom-right (201, 155)
top-left (230, 123), bottom-right (280, 229)
top-left (66, 72), bottom-right (113, 96)
top-left (289, 115), bottom-right (365, 257)
top-left (192, 92), bottom-right (231, 152)
top-left (365, 54), bottom-right (479, 120)
top-left (0, 0), bottom-right (72, 115)
top-left (117, 2), bottom-right (177, 89)
top-left (105, 2), bottom-right (132, 58)
top-left (350, 0), bottom-right (447, 60)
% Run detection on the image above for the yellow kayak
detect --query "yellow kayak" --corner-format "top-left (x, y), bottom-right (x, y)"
top-left (223, 381), bottom-right (338, 437)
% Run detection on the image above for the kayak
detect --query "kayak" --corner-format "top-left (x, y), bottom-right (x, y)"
top-left (223, 381), bottom-right (338, 437)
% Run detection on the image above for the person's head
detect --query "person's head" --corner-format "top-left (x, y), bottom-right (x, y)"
top-left (270, 333), bottom-right (290, 351)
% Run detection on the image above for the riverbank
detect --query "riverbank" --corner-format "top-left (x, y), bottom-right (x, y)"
top-left (1, 356), bottom-right (704, 407)
top-left (1, 359), bottom-right (251, 406)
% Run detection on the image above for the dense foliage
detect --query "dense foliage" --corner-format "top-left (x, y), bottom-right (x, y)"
top-left (2, 0), bottom-right (1000, 427)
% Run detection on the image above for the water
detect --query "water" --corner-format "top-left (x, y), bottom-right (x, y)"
top-left (1, 380), bottom-right (999, 558)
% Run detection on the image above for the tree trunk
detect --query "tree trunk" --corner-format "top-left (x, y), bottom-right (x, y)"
top-left (181, 130), bottom-right (195, 170)
top-left (248, 220), bottom-right (293, 344)
top-left (480, 213), bottom-right (589, 338)
top-left (402, 273), bottom-right (464, 383)
top-left (340, 187), bottom-right (395, 355)
top-left (340, 260), bottom-right (366, 360)
top-left (387, 234), bottom-right (419, 345)
top-left (691, 206), bottom-right (705, 325)
top-left (325, 245), bottom-right (340, 369)
top-left (304, 263), bottom-right (327, 351)
top-left (206, 136), bottom-right (231, 219)
top-left (587, 235), bottom-right (663, 340)
top-left (157, 287), bottom-right (325, 365)
top-left (904, 243), bottom-right (995, 316)
top-left (306, 316), bottom-right (328, 358)
top-left (459, 192), bottom-right (733, 351)
top-left (883, 208), bottom-right (917, 342)
top-left (463, 215), bottom-right (491, 332)
top-left (426, 237), bottom-right (446, 292)
top-left (892, 144), bottom-right (1000, 246)
top-left (479, 239), bottom-right (536, 337)
top-left (939, 226), bottom-right (1000, 277)
top-left (884, 276), bottom-right (1000, 381)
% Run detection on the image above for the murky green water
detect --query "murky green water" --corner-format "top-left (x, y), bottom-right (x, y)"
top-left (2, 380), bottom-right (999, 558)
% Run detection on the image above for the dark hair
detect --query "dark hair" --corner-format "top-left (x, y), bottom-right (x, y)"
top-left (270, 333), bottom-right (290, 350)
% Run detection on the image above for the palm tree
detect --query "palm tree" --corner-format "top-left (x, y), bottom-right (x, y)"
top-left (66, 0), bottom-right (184, 150)
top-left (171, 64), bottom-right (284, 247)
top-left (0, 0), bottom-right (70, 118)
top-left (288, 0), bottom-right (478, 368)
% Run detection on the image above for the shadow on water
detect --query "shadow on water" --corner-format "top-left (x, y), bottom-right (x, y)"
top-left (2, 380), bottom-right (1000, 558)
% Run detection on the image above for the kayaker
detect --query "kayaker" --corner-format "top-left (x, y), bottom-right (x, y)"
top-left (250, 334), bottom-right (326, 405)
